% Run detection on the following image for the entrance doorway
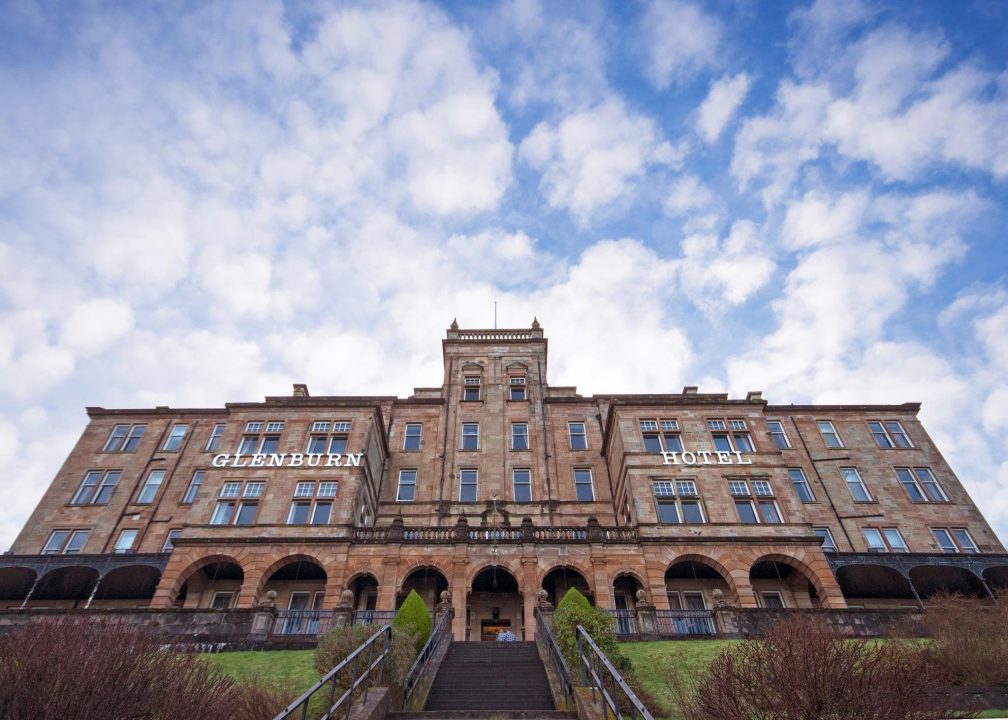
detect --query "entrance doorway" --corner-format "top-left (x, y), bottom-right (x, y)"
top-left (468, 566), bottom-right (521, 641)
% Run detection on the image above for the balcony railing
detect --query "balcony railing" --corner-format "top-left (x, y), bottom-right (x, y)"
top-left (353, 523), bottom-right (638, 544)
top-left (654, 609), bottom-right (716, 636)
top-left (271, 609), bottom-right (336, 636)
top-left (351, 610), bottom-right (395, 626)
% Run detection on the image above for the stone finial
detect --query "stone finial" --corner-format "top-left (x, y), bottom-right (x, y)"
top-left (635, 588), bottom-right (649, 604)
top-left (531, 316), bottom-right (540, 329)
top-left (292, 383), bottom-right (309, 397)
top-left (260, 590), bottom-right (277, 608)
top-left (536, 588), bottom-right (552, 608)
top-left (440, 589), bottom-right (452, 604)
top-left (450, 318), bottom-right (459, 330)
top-left (338, 589), bottom-right (355, 608)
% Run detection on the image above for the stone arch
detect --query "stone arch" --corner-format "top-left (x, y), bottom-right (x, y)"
top-left (345, 569), bottom-right (381, 588)
top-left (32, 566), bottom-right (100, 605)
top-left (665, 554), bottom-right (737, 608)
top-left (399, 557), bottom-right (452, 582)
top-left (167, 554), bottom-right (245, 607)
top-left (541, 564), bottom-right (593, 606)
top-left (983, 565), bottom-right (1008, 592)
top-left (254, 554), bottom-right (328, 600)
top-left (748, 553), bottom-right (830, 607)
top-left (835, 564), bottom-right (918, 605)
top-left (467, 561), bottom-right (522, 588)
top-left (399, 565), bottom-right (450, 610)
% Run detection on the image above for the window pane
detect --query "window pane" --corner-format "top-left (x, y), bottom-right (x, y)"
top-left (574, 469), bottom-right (594, 501)
top-left (243, 482), bottom-right (263, 498)
top-left (72, 471), bottom-right (102, 505)
top-left (461, 424), bottom-right (479, 450)
top-left (569, 423), bottom-right (587, 450)
top-left (325, 435), bottom-right (346, 454)
top-left (403, 424), bottom-right (421, 450)
top-left (221, 482), bottom-right (242, 498)
top-left (895, 468), bottom-right (925, 502)
top-left (868, 421), bottom-right (893, 448)
top-left (761, 592), bottom-right (785, 609)
top-left (238, 436), bottom-right (257, 454)
top-left (882, 528), bottom-right (906, 551)
top-left (259, 436), bottom-right (279, 454)
top-left (163, 425), bottom-right (188, 451)
top-left (735, 501), bottom-right (758, 524)
top-left (885, 421), bottom-right (912, 448)
top-left (163, 530), bottom-right (181, 551)
top-left (459, 469), bottom-right (478, 502)
top-left (951, 529), bottom-right (978, 553)
top-left (397, 471), bottom-right (416, 502)
top-left (103, 425), bottom-right (128, 452)
top-left (114, 529), bottom-right (137, 552)
top-left (65, 531), bottom-right (89, 554)
top-left (814, 528), bottom-right (836, 551)
top-left (123, 425), bottom-right (145, 452)
top-left (210, 593), bottom-right (233, 609)
top-left (138, 470), bottom-right (164, 504)
top-left (234, 503), bottom-right (257, 525)
top-left (307, 436), bottom-right (327, 454)
top-left (510, 386), bottom-right (526, 400)
top-left (759, 501), bottom-right (782, 523)
top-left (676, 480), bottom-right (697, 496)
top-left (915, 468), bottom-right (947, 502)
top-left (864, 528), bottom-right (886, 550)
top-left (768, 421), bottom-right (790, 449)
top-left (94, 471), bottom-right (121, 504)
top-left (288, 502), bottom-right (310, 524)
top-left (681, 501), bottom-right (704, 524)
top-left (318, 482), bottom-right (338, 498)
top-left (206, 424), bottom-right (225, 451)
top-left (642, 433), bottom-right (663, 453)
top-left (932, 528), bottom-right (956, 552)
top-left (311, 501), bottom-right (332, 525)
top-left (842, 468), bottom-right (871, 502)
top-left (818, 421), bottom-right (842, 448)
top-left (512, 424), bottom-right (529, 450)
top-left (712, 434), bottom-right (732, 452)
top-left (664, 434), bottom-right (684, 452)
top-left (183, 471), bottom-right (205, 504)
top-left (43, 531), bottom-right (69, 553)
top-left (733, 434), bottom-right (754, 453)
top-left (513, 470), bottom-right (532, 502)
top-left (656, 501), bottom-right (679, 524)
top-left (788, 468), bottom-right (814, 502)
top-left (210, 503), bottom-right (232, 525)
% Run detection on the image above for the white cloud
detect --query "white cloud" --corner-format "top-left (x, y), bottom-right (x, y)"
top-left (60, 298), bottom-right (135, 355)
top-left (664, 174), bottom-right (715, 216)
top-left (642, 0), bottom-right (722, 89)
top-left (520, 98), bottom-right (675, 225)
top-left (696, 73), bottom-right (751, 143)
top-left (678, 220), bottom-right (775, 311)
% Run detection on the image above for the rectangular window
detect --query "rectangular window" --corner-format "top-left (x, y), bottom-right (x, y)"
top-left (951, 529), bottom-right (979, 553)
top-left (328, 434), bottom-right (348, 454)
top-left (234, 502), bottom-right (257, 526)
top-left (311, 501), bottom-right (332, 525)
top-left (864, 527), bottom-right (907, 552)
top-left (902, 467), bottom-right (947, 502)
top-left (182, 471), bottom-right (204, 504)
top-left (294, 482), bottom-right (314, 498)
top-left (332, 422), bottom-right (351, 433)
top-left (238, 435), bottom-right (258, 454)
top-left (221, 482), bottom-right (242, 498)
top-left (752, 480), bottom-right (773, 496)
top-left (735, 500), bottom-right (759, 524)
top-left (266, 422), bottom-right (284, 433)
top-left (864, 528), bottom-right (887, 552)
top-left (641, 420), bottom-right (663, 453)
top-left (210, 502), bottom-right (233, 525)
top-left (511, 422), bottom-right (529, 451)
top-left (245, 422), bottom-right (264, 433)
top-left (459, 469), bottom-right (478, 502)
top-left (162, 529), bottom-right (182, 552)
top-left (318, 482), bottom-right (338, 497)
top-left (137, 470), bottom-right (165, 504)
top-left (818, 420), bottom-right (843, 449)
top-left (103, 424), bottom-right (145, 452)
top-left (814, 527), bottom-right (837, 552)
top-left (114, 529), bottom-right (138, 553)
top-left (513, 469), bottom-right (532, 502)
top-left (306, 434), bottom-right (327, 454)
top-left (574, 468), bottom-right (594, 502)
top-left (463, 376), bottom-right (480, 401)
top-left (312, 421), bottom-right (331, 433)
top-left (243, 482), bottom-right (264, 498)
top-left (728, 480), bottom-right (749, 496)
top-left (509, 376), bottom-right (526, 401)
top-left (163, 424), bottom-right (188, 451)
top-left (767, 420), bottom-right (791, 449)
top-left (259, 435), bottom-right (280, 454)
top-left (676, 480), bottom-right (697, 496)
top-left (210, 592), bottom-right (234, 609)
top-left (885, 421), bottom-right (912, 448)
top-left (788, 468), bottom-right (814, 502)
top-left (66, 530), bottom-right (90, 554)
top-left (712, 434), bottom-right (732, 453)
top-left (707, 419), bottom-right (726, 430)
top-left (287, 501), bottom-right (311, 525)
top-left (461, 422), bottom-right (479, 450)
top-left (729, 419), bottom-right (747, 431)
top-left (403, 423), bottom-right (422, 451)
top-left (760, 592), bottom-right (786, 609)
top-left (42, 530), bottom-right (70, 554)
top-left (882, 528), bottom-right (908, 552)
top-left (867, 421), bottom-right (893, 448)
top-left (932, 528), bottom-right (979, 553)
top-left (758, 500), bottom-right (782, 523)
top-left (568, 422), bottom-right (587, 450)
top-left (71, 470), bottom-right (121, 505)
top-left (895, 467), bottom-right (926, 502)
top-left (932, 528), bottom-right (956, 553)
top-left (733, 433), bottom-right (755, 453)
top-left (397, 470), bottom-right (417, 502)
top-left (681, 500), bottom-right (704, 523)
top-left (206, 423), bottom-right (225, 451)
top-left (841, 467), bottom-right (872, 502)
top-left (653, 481), bottom-right (679, 524)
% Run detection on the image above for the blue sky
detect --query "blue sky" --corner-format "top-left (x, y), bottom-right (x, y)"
top-left (1, 0), bottom-right (1007, 550)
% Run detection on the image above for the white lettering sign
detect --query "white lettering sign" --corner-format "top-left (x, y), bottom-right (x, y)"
top-left (661, 451), bottom-right (752, 466)
top-left (210, 452), bottom-right (364, 469)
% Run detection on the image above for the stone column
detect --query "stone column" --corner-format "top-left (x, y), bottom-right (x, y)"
top-left (250, 591), bottom-right (278, 640)
top-left (333, 589), bottom-right (355, 629)
top-left (521, 556), bottom-right (538, 640)
top-left (634, 590), bottom-right (656, 636)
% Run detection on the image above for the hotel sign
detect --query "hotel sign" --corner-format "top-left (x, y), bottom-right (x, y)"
top-left (661, 451), bottom-right (753, 466)
top-left (211, 452), bottom-right (365, 469)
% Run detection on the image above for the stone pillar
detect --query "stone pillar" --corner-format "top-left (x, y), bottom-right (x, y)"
top-left (250, 590), bottom-right (278, 639)
top-left (435, 590), bottom-right (454, 628)
top-left (378, 558), bottom-right (400, 610)
top-left (535, 589), bottom-right (556, 634)
top-left (333, 589), bottom-right (355, 628)
top-left (521, 556), bottom-right (538, 640)
top-left (591, 558), bottom-right (613, 609)
top-left (451, 557), bottom-right (468, 640)
top-left (634, 590), bottom-right (656, 635)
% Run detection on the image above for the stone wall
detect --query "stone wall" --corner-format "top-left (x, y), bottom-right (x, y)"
top-left (710, 607), bottom-right (925, 638)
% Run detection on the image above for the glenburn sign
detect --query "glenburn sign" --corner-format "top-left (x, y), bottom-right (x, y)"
top-left (211, 452), bottom-right (365, 468)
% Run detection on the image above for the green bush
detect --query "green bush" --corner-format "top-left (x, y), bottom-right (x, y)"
top-left (314, 623), bottom-right (416, 710)
top-left (554, 592), bottom-right (631, 676)
top-left (556, 586), bottom-right (592, 614)
top-left (393, 590), bottom-right (432, 654)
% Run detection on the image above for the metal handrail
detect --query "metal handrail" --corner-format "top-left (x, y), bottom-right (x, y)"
top-left (576, 624), bottom-right (654, 720)
top-left (534, 606), bottom-right (573, 707)
top-left (403, 611), bottom-right (452, 705)
top-left (273, 624), bottom-right (392, 720)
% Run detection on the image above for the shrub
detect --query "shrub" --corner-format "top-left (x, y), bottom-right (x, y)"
top-left (672, 615), bottom-right (964, 720)
top-left (922, 591), bottom-right (1008, 687)
top-left (556, 586), bottom-right (592, 614)
top-left (393, 589), bottom-right (432, 654)
top-left (554, 593), bottom-right (630, 675)
top-left (0, 617), bottom-right (291, 720)
top-left (314, 623), bottom-right (416, 709)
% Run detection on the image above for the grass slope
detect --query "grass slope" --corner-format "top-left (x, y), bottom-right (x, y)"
top-left (206, 649), bottom-right (319, 696)
top-left (620, 640), bottom-right (736, 718)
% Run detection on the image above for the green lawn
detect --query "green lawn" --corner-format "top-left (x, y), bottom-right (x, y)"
top-left (620, 640), bottom-right (736, 718)
top-left (205, 649), bottom-right (319, 697)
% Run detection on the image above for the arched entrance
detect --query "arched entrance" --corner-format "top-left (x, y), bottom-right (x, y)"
top-left (542, 566), bottom-right (592, 607)
top-left (0, 567), bottom-right (36, 609)
top-left (261, 558), bottom-right (327, 612)
top-left (835, 564), bottom-right (919, 608)
top-left (469, 566), bottom-right (521, 641)
top-left (612, 573), bottom-right (644, 635)
top-left (31, 566), bottom-right (100, 608)
top-left (399, 566), bottom-right (449, 610)
top-left (665, 559), bottom-right (733, 609)
top-left (348, 573), bottom-right (380, 619)
top-left (91, 565), bottom-right (162, 607)
top-left (174, 558), bottom-right (244, 609)
top-left (749, 559), bottom-right (821, 608)
top-left (909, 565), bottom-right (989, 600)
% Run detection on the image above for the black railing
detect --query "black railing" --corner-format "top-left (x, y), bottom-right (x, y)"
top-left (534, 607), bottom-right (573, 708)
top-left (576, 625), bottom-right (654, 720)
top-left (403, 611), bottom-right (452, 708)
top-left (274, 624), bottom-right (392, 720)
top-left (607, 609), bottom-right (637, 636)
top-left (351, 610), bottom-right (395, 626)
top-left (272, 609), bottom-right (336, 636)
top-left (654, 609), bottom-right (715, 636)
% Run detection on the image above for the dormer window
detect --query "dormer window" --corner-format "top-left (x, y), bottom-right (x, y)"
top-left (463, 376), bottom-right (481, 401)
top-left (509, 376), bottom-right (527, 401)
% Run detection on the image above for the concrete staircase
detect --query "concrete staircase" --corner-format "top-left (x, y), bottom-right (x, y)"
top-left (410, 641), bottom-right (566, 716)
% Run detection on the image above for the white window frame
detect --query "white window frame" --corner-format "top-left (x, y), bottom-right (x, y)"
top-left (882, 527), bottom-right (908, 552)
top-left (114, 528), bottom-right (138, 553)
top-left (220, 482), bottom-right (242, 498)
top-left (509, 376), bottom-right (527, 401)
top-left (210, 591), bottom-right (234, 609)
top-left (574, 468), bottom-right (595, 502)
top-left (675, 480), bottom-right (698, 496)
top-left (266, 421), bottom-right (285, 433)
top-left (759, 591), bottom-right (786, 609)
top-left (735, 499), bottom-right (760, 524)
top-left (728, 480), bottom-right (750, 497)
top-left (396, 470), bottom-right (417, 502)
top-left (896, 467), bottom-right (947, 503)
top-left (511, 422), bottom-right (529, 451)
top-left (210, 502), bottom-right (234, 525)
top-left (461, 422), bottom-right (479, 450)
top-left (137, 470), bottom-right (165, 504)
top-left (767, 420), bottom-right (791, 449)
top-left (243, 482), bottom-right (264, 498)
top-left (71, 470), bottom-right (121, 505)
top-left (162, 424), bottom-right (188, 452)
top-left (884, 420), bottom-right (913, 448)
top-left (287, 500), bottom-right (312, 525)
top-left (182, 470), bottom-right (205, 504)
top-left (459, 468), bottom-right (478, 502)
top-left (463, 376), bottom-right (481, 401)
top-left (817, 420), bottom-right (844, 449)
top-left (162, 529), bottom-right (182, 552)
top-left (318, 482), bottom-right (338, 498)
top-left (206, 423), bottom-right (225, 451)
top-left (294, 482), bottom-right (314, 498)
top-left (752, 480), bottom-right (773, 497)
top-left (841, 467), bottom-right (872, 502)
top-left (813, 527), bottom-right (837, 552)
top-left (512, 468), bottom-right (532, 502)
top-left (43, 529), bottom-right (90, 555)
top-left (245, 422), bottom-right (264, 433)
top-left (788, 467), bottom-right (815, 503)
top-left (103, 424), bottom-right (145, 453)
top-left (568, 422), bottom-right (588, 450)
top-left (403, 423), bottom-right (422, 451)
